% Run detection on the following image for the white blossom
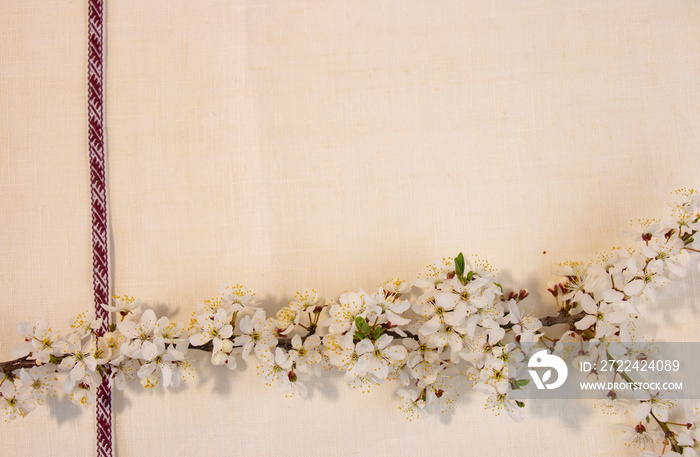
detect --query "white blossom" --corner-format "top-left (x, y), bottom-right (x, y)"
top-left (102, 295), bottom-right (140, 316)
top-left (59, 333), bottom-right (98, 392)
top-left (345, 335), bottom-right (406, 384)
top-left (189, 308), bottom-right (234, 354)
top-left (289, 334), bottom-right (322, 375)
top-left (234, 310), bottom-right (277, 362)
top-left (635, 390), bottom-right (672, 422)
top-left (324, 290), bottom-right (377, 335)
top-left (0, 381), bottom-right (35, 420)
top-left (219, 284), bottom-right (260, 313)
top-left (19, 366), bottom-right (57, 404)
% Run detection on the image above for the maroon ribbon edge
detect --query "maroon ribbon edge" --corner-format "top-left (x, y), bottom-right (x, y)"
top-left (88, 0), bottom-right (113, 456)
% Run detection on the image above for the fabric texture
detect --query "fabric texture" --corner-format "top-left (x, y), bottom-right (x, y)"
top-left (1, 1), bottom-right (699, 455)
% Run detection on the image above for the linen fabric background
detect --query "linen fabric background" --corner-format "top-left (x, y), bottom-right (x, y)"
top-left (1, 1), bottom-right (700, 455)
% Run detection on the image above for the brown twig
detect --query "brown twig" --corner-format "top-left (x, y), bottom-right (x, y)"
top-left (0, 356), bottom-right (39, 376)
top-left (538, 311), bottom-right (587, 329)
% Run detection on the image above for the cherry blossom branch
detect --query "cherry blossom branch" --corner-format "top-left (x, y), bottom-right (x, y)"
top-left (652, 412), bottom-right (682, 453)
top-left (0, 188), bottom-right (698, 457)
top-left (508, 311), bottom-right (587, 330)
top-left (607, 352), bottom-right (683, 453)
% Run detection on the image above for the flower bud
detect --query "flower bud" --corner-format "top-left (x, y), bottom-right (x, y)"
top-left (221, 339), bottom-right (234, 353)
top-left (212, 351), bottom-right (227, 365)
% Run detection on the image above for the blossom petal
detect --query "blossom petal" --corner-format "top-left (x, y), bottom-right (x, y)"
top-left (635, 402), bottom-right (652, 421)
top-left (213, 308), bottom-right (227, 327)
top-left (117, 320), bottom-right (138, 339)
top-left (141, 341), bottom-right (159, 361)
top-left (384, 345), bottom-right (407, 362)
top-left (623, 279), bottom-right (645, 297)
top-left (304, 335), bottom-right (321, 350)
top-left (652, 403), bottom-right (669, 422)
top-left (667, 259), bottom-right (687, 278)
top-left (213, 338), bottom-right (223, 354)
top-left (466, 314), bottom-right (480, 336)
top-left (436, 293), bottom-right (460, 311)
top-left (419, 315), bottom-right (441, 336)
top-left (161, 364), bottom-right (173, 388)
top-left (575, 315), bottom-right (596, 331)
top-left (603, 289), bottom-right (624, 303)
top-left (238, 316), bottom-right (253, 335)
top-left (219, 325), bottom-right (233, 340)
top-left (390, 299), bottom-right (410, 314)
top-left (70, 362), bottom-right (86, 381)
top-left (10, 342), bottom-right (33, 359)
top-left (0, 381), bottom-right (16, 398)
top-left (578, 294), bottom-right (598, 314)
top-left (252, 310), bottom-right (266, 328)
top-left (140, 309), bottom-right (157, 332)
top-left (352, 355), bottom-right (370, 375)
top-left (375, 334), bottom-right (393, 350)
top-left (137, 363), bottom-right (156, 380)
top-left (386, 310), bottom-right (410, 326)
top-left (355, 339), bottom-right (374, 355)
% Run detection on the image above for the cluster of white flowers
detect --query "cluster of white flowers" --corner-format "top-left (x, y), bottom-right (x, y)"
top-left (0, 275), bottom-right (533, 422)
top-left (616, 400), bottom-right (700, 457)
top-left (1, 189), bottom-right (700, 455)
top-left (394, 258), bottom-right (539, 420)
top-left (1, 311), bottom-right (104, 419)
top-left (323, 287), bottom-right (408, 378)
top-left (544, 190), bottom-right (700, 456)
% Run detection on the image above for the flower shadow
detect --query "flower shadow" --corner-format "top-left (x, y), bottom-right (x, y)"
top-left (47, 395), bottom-right (83, 426)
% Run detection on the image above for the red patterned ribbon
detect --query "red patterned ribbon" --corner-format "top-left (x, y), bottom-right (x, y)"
top-left (88, 0), bottom-right (113, 456)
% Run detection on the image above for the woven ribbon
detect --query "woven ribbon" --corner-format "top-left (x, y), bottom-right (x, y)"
top-left (87, 0), bottom-right (113, 456)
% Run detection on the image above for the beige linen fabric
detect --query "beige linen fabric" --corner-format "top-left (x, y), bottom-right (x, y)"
top-left (2, 0), bottom-right (700, 455)
top-left (0, 1), bottom-right (96, 455)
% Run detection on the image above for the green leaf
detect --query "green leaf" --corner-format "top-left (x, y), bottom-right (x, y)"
top-left (355, 316), bottom-right (371, 336)
top-left (494, 282), bottom-right (504, 293)
top-left (455, 252), bottom-right (465, 276)
top-left (516, 379), bottom-right (529, 387)
top-left (354, 331), bottom-right (364, 341)
top-left (466, 270), bottom-right (473, 282)
top-left (372, 326), bottom-right (383, 340)
top-left (515, 400), bottom-right (526, 408)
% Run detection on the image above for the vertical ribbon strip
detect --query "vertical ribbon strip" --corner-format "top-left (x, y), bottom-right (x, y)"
top-left (87, 1), bottom-right (113, 456)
